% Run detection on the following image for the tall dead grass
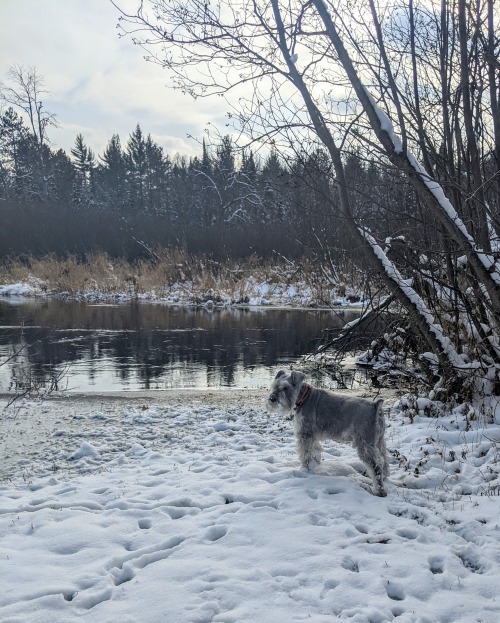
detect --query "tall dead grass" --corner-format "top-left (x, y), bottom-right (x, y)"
top-left (0, 250), bottom-right (361, 304)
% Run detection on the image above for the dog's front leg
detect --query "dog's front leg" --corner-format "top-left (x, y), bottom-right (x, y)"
top-left (313, 441), bottom-right (323, 464)
top-left (296, 433), bottom-right (319, 471)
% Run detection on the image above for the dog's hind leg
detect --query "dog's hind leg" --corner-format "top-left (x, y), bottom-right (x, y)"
top-left (355, 444), bottom-right (387, 497)
top-left (378, 436), bottom-right (390, 479)
top-left (374, 400), bottom-right (389, 479)
top-left (313, 440), bottom-right (323, 464)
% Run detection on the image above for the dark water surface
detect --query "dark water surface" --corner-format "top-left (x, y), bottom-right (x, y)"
top-left (0, 299), bottom-right (360, 392)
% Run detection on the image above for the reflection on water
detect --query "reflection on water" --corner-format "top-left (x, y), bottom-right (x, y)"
top-left (0, 299), bottom-right (360, 392)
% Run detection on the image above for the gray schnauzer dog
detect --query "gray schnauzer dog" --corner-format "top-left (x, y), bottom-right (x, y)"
top-left (267, 370), bottom-right (389, 496)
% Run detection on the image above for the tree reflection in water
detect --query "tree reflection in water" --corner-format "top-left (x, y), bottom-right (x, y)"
top-left (0, 300), bottom-right (359, 392)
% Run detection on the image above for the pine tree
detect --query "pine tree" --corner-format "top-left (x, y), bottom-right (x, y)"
top-left (125, 124), bottom-right (147, 211)
top-left (144, 133), bottom-right (169, 215)
top-left (213, 135), bottom-right (236, 223)
top-left (49, 148), bottom-right (74, 204)
top-left (71, 133), bottom-right (95, 207)
top-left (0, 107), bottom-right (34, 198)
top-left (261, 149), bottom-right (286, 222)
top-left (99, 134), bottom-right (127, 210)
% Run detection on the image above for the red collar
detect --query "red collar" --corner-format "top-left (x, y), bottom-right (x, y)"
top-left (295, 383), bottom-right (311, 409)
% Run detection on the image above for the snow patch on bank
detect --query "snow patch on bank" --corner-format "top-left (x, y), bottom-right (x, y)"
top-left (0, 281), bottom-right (41, 297)
top-left (0, 276), bottom-right (366, 308)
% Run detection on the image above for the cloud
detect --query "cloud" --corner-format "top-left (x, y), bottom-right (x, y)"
top-left (0, 0), bottom-right (228, 158)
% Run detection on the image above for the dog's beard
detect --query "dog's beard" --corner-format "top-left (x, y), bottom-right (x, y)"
top-left (270, 400), bottom-right (291, 416)
top-left (266, 390), bottom-right (294, 416)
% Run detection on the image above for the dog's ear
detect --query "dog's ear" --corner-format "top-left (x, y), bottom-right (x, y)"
top-left (274, 370), bottom-right (286, 380)
top-left (290, 370), bottom-right (306, 386)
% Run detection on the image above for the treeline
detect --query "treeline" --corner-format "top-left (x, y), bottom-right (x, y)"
top-left (0, 103), bottom-right (417, 261)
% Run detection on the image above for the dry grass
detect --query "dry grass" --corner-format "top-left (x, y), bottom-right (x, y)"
top-left (0, 250), bottom-right (361, 304)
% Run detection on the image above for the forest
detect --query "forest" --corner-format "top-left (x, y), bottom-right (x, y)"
top-left (0, 77), bottom-right (414, 263)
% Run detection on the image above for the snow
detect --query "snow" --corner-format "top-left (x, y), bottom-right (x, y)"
top-left (403, 149), bottom-right (500, 282)
top-left (0, 282), bottom-right (40, 297)
top-left (1, 392), bottom-right (500, 623)
top-left (0, 276), bottom-right (366, 309)
top-left (363, 88), bottom-right (403, 154)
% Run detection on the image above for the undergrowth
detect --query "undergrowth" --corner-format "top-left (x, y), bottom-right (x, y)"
top-left (0, 250), bottom-right (363, 305)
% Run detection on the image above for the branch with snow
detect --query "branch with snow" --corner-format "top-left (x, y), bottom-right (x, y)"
top-left (359, 227), bottom-right (467, 373)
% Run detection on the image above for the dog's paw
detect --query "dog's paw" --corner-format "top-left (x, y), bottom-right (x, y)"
top-left (306, 459), bottom-right (318, 473)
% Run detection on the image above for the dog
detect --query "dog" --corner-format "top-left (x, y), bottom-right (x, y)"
top-left (266, 370), bottom-right (389, 496)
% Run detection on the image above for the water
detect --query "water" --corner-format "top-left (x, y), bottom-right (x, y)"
top-left (0, 299), bottom-right (360, 393)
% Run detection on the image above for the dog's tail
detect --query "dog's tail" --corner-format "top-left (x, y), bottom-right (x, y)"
top-left (374, 399), bottom-right (389, 478)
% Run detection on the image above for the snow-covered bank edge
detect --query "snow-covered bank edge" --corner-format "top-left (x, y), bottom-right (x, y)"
top-left (2, 389), bottom-right (499, 493)
top-left (0, 277), bottom-right (367, 309)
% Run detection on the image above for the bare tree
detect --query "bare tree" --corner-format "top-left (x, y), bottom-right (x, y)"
top-left (0, 65), bottom-right (58, 198)
top-left (0, 65), bottom-right (56, 147)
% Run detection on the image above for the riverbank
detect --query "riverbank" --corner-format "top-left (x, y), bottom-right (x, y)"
top-left (0, 252), bottom-right (367, 308)
top-left (0, 390), bottom-right (264, 481)
top-left (1, 389), bottom-right (500, 622)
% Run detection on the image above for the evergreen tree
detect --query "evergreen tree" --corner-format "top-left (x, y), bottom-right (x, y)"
top-left (125, 124), bottom-right (147, 211)
top-left (240, 149), bottom-right (257, 182)
top-left (144, 133), bottom-right (170, 215)
top-left (48, 148), bottom-right (74, 204)
top-left (0, 107), bottom-right (33, 198)
top-left (213, 134), bottom-right (237, 223)
top-left (236, 148), bottom-right (262, 224)
top-left (71, 133), bottom-right (96, 207)
top-left (260, 149), bottom-right (286, 222)
top-left (191, 138), bottom-right (217, 227)
top-left (99, 134), bottom-right (127, 210)
top-left (169, 153), bottom-right (190, 224)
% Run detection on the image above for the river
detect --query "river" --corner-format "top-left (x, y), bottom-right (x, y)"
top-left (0, 299), bottom-right (361, 393)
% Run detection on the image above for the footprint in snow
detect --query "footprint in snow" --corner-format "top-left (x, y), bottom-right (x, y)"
top-left (91, 487), bottom-right (109, 495)
top-left (308, 513), bottom-right (328, 526)
top-left (386, 580), bottom-right (405, 601)
top-left (324, 485), bottom-right (345, 495)
top-left (429, 555), bottom-right (444, 574)
top-left (78, 587), bottom-right (113, 610)
top-left (204, 525), bottom-right (228, 542)
top-left (396, 527), bottom-right (418, 540)
top-left (164, 506), bottom-right (199, 520)
top-left (455, 547), bottom-right (485, 574)
top-left (320, 579), bottom-right (339, 599)
top-left (138, 479), bottom-right (161, 488)
top-left (391, 605), bottom-right (406, 618)
top-left (113, 564), bottom-right (136, 586)
top-left (341, 557), bottom-right (359, 573)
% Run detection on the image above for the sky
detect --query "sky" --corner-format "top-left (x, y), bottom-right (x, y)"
top-left (0, 0), bottom-right (229, 159)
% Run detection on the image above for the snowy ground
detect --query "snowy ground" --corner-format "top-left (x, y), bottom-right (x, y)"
top-left (1, 390), bottom-right (500, 623)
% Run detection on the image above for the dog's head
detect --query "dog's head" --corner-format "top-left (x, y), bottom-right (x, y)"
top-left (266, 369), bottom-right (306, 414)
